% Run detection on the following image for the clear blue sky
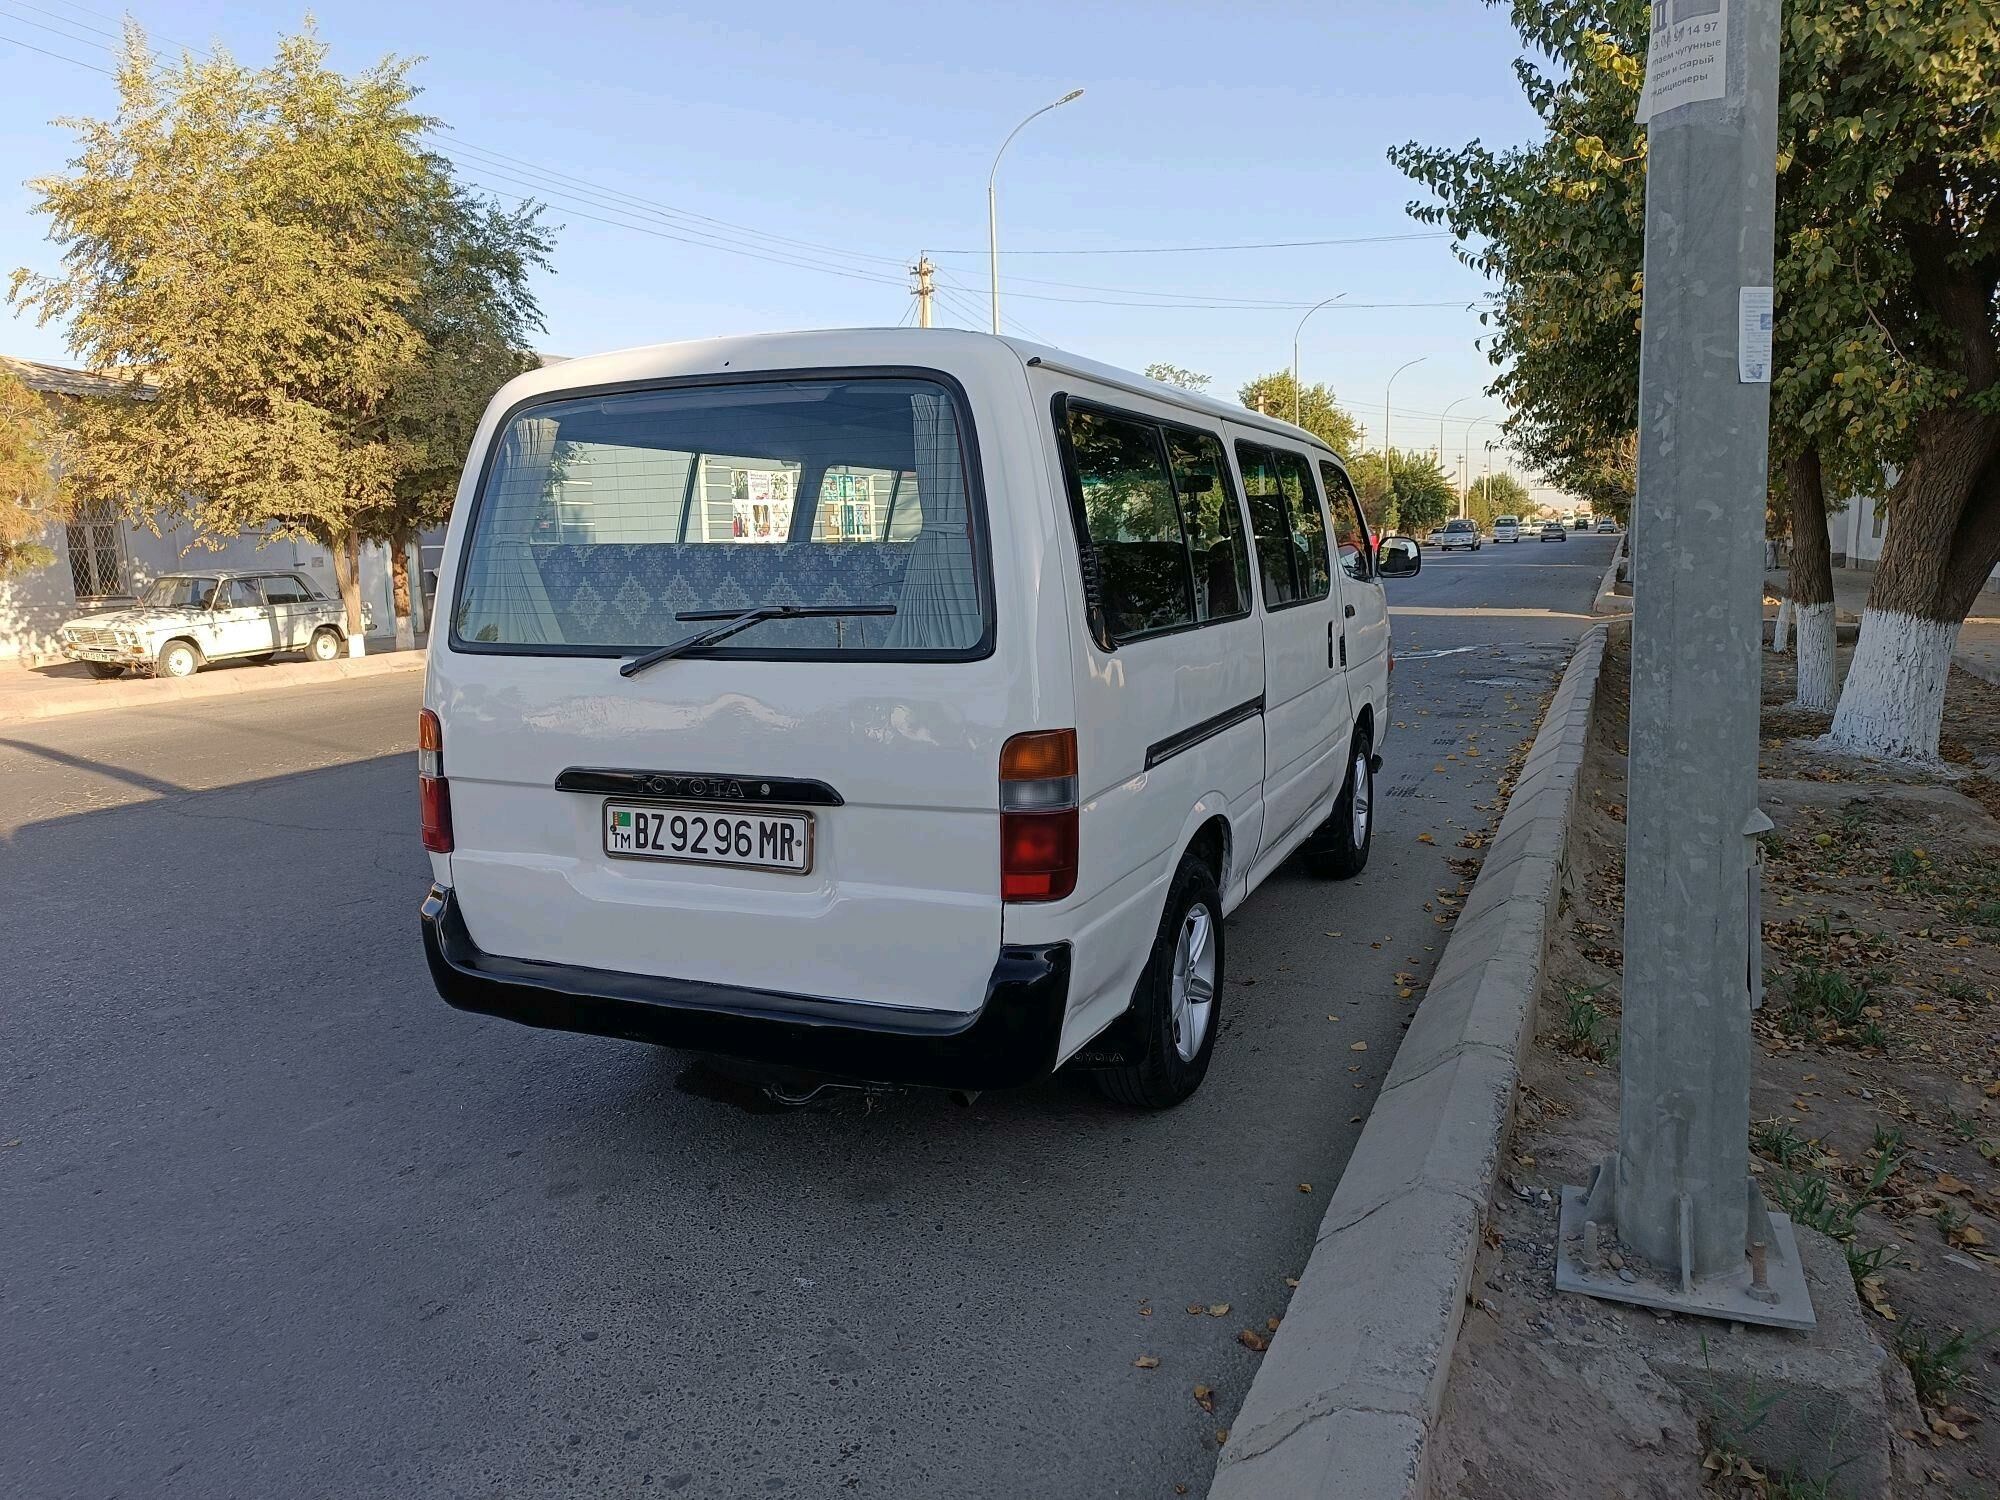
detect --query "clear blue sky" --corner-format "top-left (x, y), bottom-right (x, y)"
top-left (0, 0), bottom-right (1556, 492)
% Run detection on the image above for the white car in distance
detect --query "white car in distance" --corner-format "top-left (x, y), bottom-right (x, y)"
top-left (1436, 518), bottom-right (1483, 552)
top-left (58, 570), bottom-right (369, 678)
top-left (1492, 515), bottom-right (1521, 542)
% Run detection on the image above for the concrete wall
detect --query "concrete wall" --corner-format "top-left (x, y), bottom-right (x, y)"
top-left (2, 513), bottom-right (404, 668)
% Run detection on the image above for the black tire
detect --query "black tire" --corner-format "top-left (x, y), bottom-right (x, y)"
top-left (309, 627), bottom-right (342, 662)
top-left (1094, 856), bottom-right (1225, 1110)
top-left (1307, 735), bottom-right (1375, 880)
top-left (156, 638), bottom-right (201, 679)
top-left (85, 662), bottom-right (125, 679)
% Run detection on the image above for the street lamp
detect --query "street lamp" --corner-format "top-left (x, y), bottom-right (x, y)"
top-left (1438, 396), bottom-right (1478, 484)
top-left (1381, 356), bottom-right (1427, 505)
top-left (1382, 356), bottom-right (1427, 461)
top-left (989, 88), bottom-right (1085, 335)
top-left (1461, 416), bottom-right (1500, 515)
top-left (1291, 294), bottom-right (1348, 428)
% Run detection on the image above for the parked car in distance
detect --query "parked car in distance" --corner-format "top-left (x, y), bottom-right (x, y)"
top-left (1425, 527), bottom-right (1448, 547)
top-left (1539, 520), bottom-right (1567, 542)
top-left (1595, 519), bottom-right (1620, 534)
top-left (418, 328), bottom-right (1426, 1110)
top-left (1573, 515), bottom-right (1592, 530)
top-left (1492, 515), bottom-right (1521, 543)
top-left (1436, 517), bottom-right (1483, 552)
top-left (58, 569), bottom-right (369, 678)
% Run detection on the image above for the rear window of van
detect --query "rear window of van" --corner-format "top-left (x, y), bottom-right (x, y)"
top-left (451, 376), bottom-right (989, 658)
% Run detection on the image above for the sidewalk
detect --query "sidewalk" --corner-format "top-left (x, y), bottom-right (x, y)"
top-left (0, 639), bottom-right (426, 725)
top-left (1765, 566), bottom-right (2000, 686)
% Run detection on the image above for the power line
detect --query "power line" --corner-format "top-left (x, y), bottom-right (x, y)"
top-left (0, 25), bottom-right (109, 71)
top-left (460, 179), bottom-right (907, 288)
top-left (930, 231), bottom-right (1450, 256)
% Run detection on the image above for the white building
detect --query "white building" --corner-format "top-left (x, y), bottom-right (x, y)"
top-left (2, 355), bottom-right (412, 668)
top-left (1828, 489), bottom-right (2000, 595)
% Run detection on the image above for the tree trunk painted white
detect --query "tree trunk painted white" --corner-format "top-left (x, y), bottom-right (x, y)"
top-left (1792, 601), bottom-right (1836, 712)
top-left (404, 537), bottom-right (427, 636)
top-left (1771, 598), bottom-right (1791, 653)
top-left (1825, 609), bottom-right (1958, 762)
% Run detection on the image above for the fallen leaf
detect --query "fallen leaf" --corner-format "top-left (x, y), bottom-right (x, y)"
top-left (1266, 1316), bottom-right (1282, 1332)
top-left (1207, 1303), bottom-right (1230, 1317)
top-left (1397, 987), bottom-right (1414, 999)
top-left (1215, 1428), bottom-right (1230, 1445)
top-left (1193, 1384), bottom-right (1216, 1414)
top-left (1285, 1277), bottom-right (1300, 1288)
top-left (1133, 1355), bottom-right (1160, 1369)
top-left (1417, 832), bottom-right (1436, 844)
top-left (1350, 1041), bottom-right (1368, 1052)
top-left (1237, 1329), bottom-right (1268, 1353)
top-left (1936, 1172), bottom-right (1973, 1196)
top-left (1298, 1183), bottom-right (1313, 1194)
top-left (1186, 1303), bottom-right (1205, 1315)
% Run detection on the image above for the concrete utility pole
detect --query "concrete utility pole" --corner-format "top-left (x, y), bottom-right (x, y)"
top-left (988, 89), bottom-right (1084, 334)
top-left (911, 254), bottom-right (936, 329)
top-left (1557, 0), bottom-right (1812, 1328)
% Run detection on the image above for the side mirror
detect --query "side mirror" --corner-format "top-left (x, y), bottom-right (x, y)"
top-left (1377, 536), bottom-right (1422, 578)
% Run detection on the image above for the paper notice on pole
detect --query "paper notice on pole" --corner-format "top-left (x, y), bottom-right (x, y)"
top-left (1738, 287), bottom-right (1774, 383)
top-left (1636, 0), bottom-right (1728, 124)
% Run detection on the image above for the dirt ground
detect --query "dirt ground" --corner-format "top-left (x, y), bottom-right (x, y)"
top-left (1428, 623), bottom-right (2000, 1499)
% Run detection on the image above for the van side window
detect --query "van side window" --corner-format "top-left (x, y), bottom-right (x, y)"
top-left (1235, 442), bottom-right (1299, 607)
top-left (1277, 450), bottom-right (1332, 602)
top-left (1064, 405), bottom-right (1195, 640)
top-left (1164, 428), bottom-right (1252, 622)
top-left (1321, 461), bottom-right (1374, 581)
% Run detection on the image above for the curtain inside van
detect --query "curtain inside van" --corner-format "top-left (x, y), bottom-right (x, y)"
top-left (455, 417), bottom-right (561, 644)
top-left (885, 392), bottom-right (979, 651)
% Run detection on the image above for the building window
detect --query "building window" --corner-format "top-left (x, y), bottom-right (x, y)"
top-left (65, 499), bottom-right (128, 599)
top-left (1870, 504), bottom-right (1885, 540)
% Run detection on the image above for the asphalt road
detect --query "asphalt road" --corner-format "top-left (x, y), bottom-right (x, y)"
top-left (3, 534), bottom-right (1617, 1500)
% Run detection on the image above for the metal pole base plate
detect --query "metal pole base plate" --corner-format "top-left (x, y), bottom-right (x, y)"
top-left (1554, 1185), bottom-right (1816, 1330)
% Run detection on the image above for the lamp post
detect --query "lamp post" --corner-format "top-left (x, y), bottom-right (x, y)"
top-left (1461, 417), bottom-right (1499, 518)
top-left (1439, 396), bottom-right (1478, 489)
top-left (1291, 294), bottom-right (1348, 428)
top-left (1382, 356), bottom-right (1427, 463)
top-left (989, 88), bottom-right (1085, 335)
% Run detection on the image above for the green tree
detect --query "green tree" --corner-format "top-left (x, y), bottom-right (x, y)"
top-left (0, 369), bottom-right (66, 576)
top-left (360, 183), bottom-right (552, 643)
top-left (1351, 448), bottom-right (1454, 535)
top-left (1392, 0), bottom-right (2000, 760)
top-left (1237, 372), bottom-right (1362, 456)
top-left (1466, 471), bottom-right (1530, 530)
top-left (1143, 362), bottom-right (1210, 392)
top-left (10, 25), bottom-right (551, 642)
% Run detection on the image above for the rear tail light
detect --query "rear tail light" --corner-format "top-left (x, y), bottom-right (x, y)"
top-left (1000, 729), bottom-right (1077, 902)
top-left (418, 708), bottom-right (454, 853)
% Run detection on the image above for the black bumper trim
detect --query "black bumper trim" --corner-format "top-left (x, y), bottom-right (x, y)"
top-left (420, 885), bottom-right (1069, 1090)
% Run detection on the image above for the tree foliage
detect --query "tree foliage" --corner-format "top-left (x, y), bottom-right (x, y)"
top-left (0, 370), bottom-right (64, 576)
top-left (1391, 0), bottom-right (2000, 644)
top-left (1143, 362), bottom-right (1210, 392)
top-left (1237, 371), bottom-right (1362, 456)
top-left (1348, 448), bottom-right (1456, 535)
top-left (9, 24), bottom-right (552, 628)
top-left (1466, 471), bottom-right (1531, 528)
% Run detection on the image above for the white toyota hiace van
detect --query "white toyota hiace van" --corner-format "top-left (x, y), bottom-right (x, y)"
top-left (418, 330), bottom-right (1420, 1107)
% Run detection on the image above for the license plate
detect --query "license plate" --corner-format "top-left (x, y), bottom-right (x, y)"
top-left (602, 802), bottom-right (813, 874)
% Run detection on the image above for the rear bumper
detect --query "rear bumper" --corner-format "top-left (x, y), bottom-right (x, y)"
top-left (420, 884), bottom-right (1070, 1090)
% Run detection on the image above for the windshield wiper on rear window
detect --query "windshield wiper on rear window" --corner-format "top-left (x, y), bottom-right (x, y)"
top-left (619, 603), bottom-right (898, 678)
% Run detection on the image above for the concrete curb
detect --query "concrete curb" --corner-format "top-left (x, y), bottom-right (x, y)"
top-left (0, 650), bottom-right (426, 725)
top-left (1208, 623), bottom-right (1611, 1500)
top-left (1591, 541), bottom-right (1631, 616)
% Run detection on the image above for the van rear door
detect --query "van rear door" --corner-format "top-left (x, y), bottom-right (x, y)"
top-left (430, 373), bottom-right (1016, 1014)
